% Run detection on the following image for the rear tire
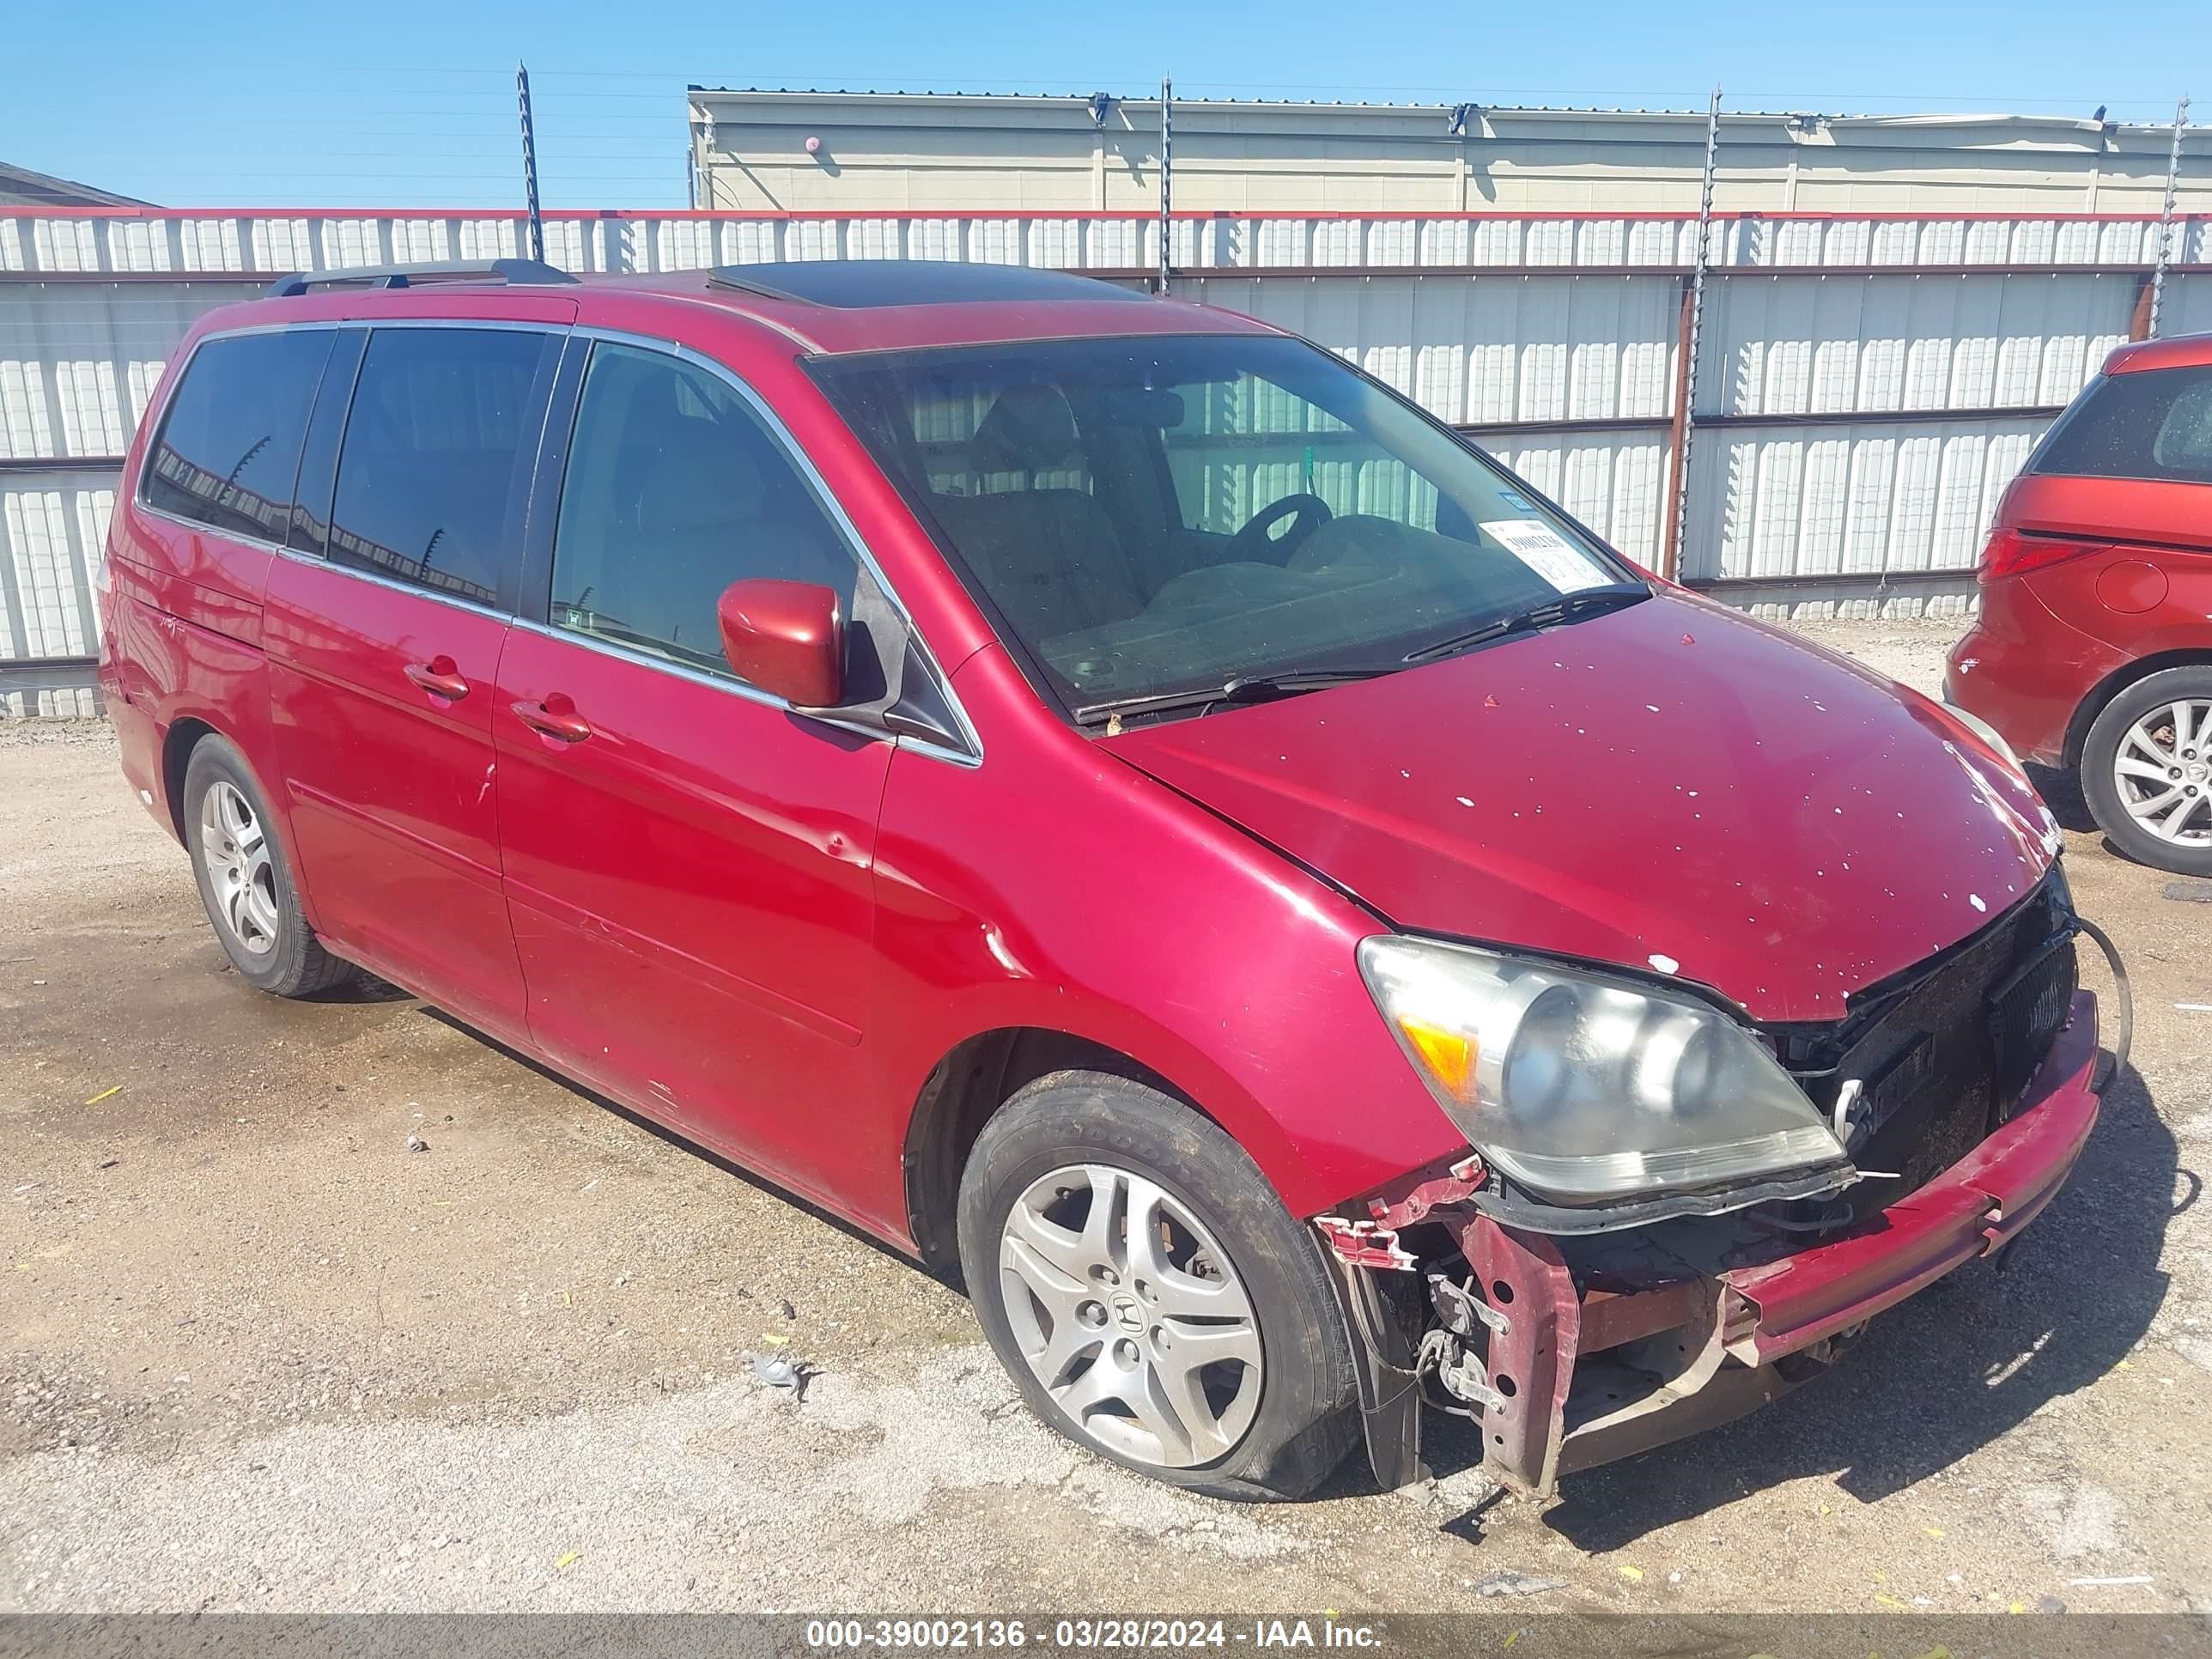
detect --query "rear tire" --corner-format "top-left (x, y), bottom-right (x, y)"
top-left (956, 1070), bottom-right (1358, 1501)
top-left (182, 736), bottom-right (355, 998)
top-left (2081, 666), bottom-right (2212, 876)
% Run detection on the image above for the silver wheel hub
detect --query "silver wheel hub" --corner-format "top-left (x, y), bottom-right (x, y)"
top-left (997, 1164), bottom-right (1263, 1469)
top-left (198, 781), bottom-right (281, 957)
top-left (2112, 698), bottom-right (2212, 846)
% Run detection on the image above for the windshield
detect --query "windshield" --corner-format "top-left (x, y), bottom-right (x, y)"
top-left (811, 334), bottom-right (1637, 717)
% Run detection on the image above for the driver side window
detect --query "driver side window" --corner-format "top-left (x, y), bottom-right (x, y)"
top-left (550, 343), bottom-right (859, 680)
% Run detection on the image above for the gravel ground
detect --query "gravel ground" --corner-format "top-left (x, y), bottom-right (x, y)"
top-left (1, 617), bottom-right (2208, 1616)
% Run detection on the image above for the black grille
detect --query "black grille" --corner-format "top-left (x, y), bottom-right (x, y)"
top-left (1784, 873), bottom-right (2077, 1215)
top-left (1990, 933), bottom-right (2079, 1118)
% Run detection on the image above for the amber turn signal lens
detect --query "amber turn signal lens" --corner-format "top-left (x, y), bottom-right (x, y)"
top-left (1396, 1018), bottom-right (1479, 1105)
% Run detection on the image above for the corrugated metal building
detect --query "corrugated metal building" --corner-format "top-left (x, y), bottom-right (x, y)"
top-left (687, 92), bottom-right (2211, 216)
top-left (3, 94), bottom-right (2209, 714)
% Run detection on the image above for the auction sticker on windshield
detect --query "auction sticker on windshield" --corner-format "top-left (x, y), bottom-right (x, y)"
top-left (1481, 519), bottom-right (1611, 592)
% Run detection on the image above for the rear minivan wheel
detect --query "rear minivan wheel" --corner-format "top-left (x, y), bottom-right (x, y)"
top-left (956, 1071), bottom-right (1358, 1500)
top-left (182, 736), bottom-right (356, 997)
top-left (2081, 665), bottom-right (2212, 876)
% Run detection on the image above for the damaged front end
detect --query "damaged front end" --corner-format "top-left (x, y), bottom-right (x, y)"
top-left (1317, 877), bottom-right (2116, 1495)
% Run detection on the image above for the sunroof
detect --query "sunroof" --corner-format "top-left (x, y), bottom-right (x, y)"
top-left (707, 259), bottom-right (1153, 309)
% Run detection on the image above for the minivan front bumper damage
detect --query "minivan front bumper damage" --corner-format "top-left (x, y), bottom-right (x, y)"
top-left (1320, 991), bottom-right (2103, 1494)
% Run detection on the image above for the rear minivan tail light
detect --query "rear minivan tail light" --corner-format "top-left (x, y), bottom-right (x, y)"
top-left (1977, 527), bottom-right (2106, 580)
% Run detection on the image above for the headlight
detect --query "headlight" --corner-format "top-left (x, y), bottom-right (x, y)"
top-left (1358, 936), bottom-right (1848, 1205)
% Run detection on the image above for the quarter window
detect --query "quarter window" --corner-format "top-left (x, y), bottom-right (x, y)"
top-left (143, 330), bottom-right (333, 542)
top-left (550, 342), bottom-right (858, 679)
top-left (327, 327), bottom-right (556, 606)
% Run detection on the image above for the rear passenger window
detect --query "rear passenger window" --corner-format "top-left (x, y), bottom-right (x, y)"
top-left (327, 328), bottom-right (556, 606)
top-left (143, 331), bottom-right (332, 542)
top-left (549, 342), bottom-right (858, 679)
top-left (2033, 364), bottom-right (2212, 485)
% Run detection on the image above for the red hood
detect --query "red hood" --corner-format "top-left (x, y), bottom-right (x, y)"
top-left (1103, 593), bottom-right (2061, 1023)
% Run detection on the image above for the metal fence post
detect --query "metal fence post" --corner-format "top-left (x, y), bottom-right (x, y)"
top-left (1661, 88), bottom-right (1722, 584)
top-left (1158, 76), bottom-right (1174, 294)
top-left (2148, 94), bottom-right (2191, 339)
top-left (518, 63), bottom-right (547, 264)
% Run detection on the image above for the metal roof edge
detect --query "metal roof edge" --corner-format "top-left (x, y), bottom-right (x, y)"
top-left (685, 91), bottom-right (2194, 144)
top-left (682, 88), bottom-right (2194, 135)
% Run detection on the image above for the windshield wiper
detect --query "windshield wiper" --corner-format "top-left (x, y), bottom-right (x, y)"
top-left (1402, 581), bottom-right (1651, 665)
top-left (1075, 667), bottom-right (1392, 728)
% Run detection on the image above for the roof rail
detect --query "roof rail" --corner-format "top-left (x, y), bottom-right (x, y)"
top-left (264, 258), bottom-right (580, 299)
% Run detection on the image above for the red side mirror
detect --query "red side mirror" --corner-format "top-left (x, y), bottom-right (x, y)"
top-left (715, 578), bottom-right (843, 708)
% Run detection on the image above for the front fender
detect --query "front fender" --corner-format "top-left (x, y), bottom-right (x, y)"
top-left (867, 658), bottom-right (1468, 1224)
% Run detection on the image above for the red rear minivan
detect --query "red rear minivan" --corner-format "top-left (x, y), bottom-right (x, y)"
top-left (1948, 332), bottom-right (2212, 875)
top-left (100, 258), bottom-right (2112, 1500)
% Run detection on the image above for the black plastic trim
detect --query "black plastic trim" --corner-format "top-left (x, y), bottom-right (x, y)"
top-left (1471, 1164), bottom-right (1861, 1236)
top-left (1317, 1244), bottom-right (1426, 1491)
top-left (264, 259), bottom-right (580, 299)
top-left (287, 328), bottom-right (367, 558)
top-left (517, 333), bottom-right (592, 624)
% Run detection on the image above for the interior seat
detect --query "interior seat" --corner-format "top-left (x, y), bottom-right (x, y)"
top-left (927, 385), bottom-right (1148, 643)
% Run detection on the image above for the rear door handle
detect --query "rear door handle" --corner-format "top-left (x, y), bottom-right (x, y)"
top-left (511, 696), bottom-right (592, 744)
top-left (403, 657), bottom-right (471, 701)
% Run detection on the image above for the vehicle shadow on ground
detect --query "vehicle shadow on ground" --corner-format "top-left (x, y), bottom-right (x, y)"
top-left (1446, 1060), bottom-right (2182, 1553)
top-left (2025, 762), bottom-right (2185, 896)
top-left (313, 967), bottom-right (415, 1004)
top-left (2027, 762), bottom-right (2095, 835)
top-left (415, 1006), bottom-right (922, 1263)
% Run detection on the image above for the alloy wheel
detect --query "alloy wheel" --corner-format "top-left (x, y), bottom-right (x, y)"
top-left (199, 781), bottom-right (282, 957)
top-left (997, 1164), bottom-right (1264, 1468)
top-left (2112, 697), bottom-right (2212, 847)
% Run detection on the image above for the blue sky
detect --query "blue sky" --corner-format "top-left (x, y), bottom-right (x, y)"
top-left (5, 0), bottom-right (2202, 209)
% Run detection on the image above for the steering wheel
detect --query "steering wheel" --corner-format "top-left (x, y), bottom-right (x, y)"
top-left (1224, 492), bottom-right (1333, 564)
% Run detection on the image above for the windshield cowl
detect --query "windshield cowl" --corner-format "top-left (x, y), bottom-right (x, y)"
top-left (1070, 581), bottom-right (1654, 730)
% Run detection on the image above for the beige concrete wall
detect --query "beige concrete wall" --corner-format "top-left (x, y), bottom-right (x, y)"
top-left (690, 93), bottom-right (2209, 219)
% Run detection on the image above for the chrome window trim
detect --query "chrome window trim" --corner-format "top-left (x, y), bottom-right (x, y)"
top-left (507, 613), bottom-right (980, 768)
top-left (512, 612), bottom-right (790, 714)
top-left (273, 544), bottom-right (516, 624)
top-left (137, 502), bottom-right (291, 560)
top-left (895, 731), bottom-right (984, 769)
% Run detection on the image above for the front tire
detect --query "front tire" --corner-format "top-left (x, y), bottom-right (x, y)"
top-left (956, 1071), bottom-right (1358, 1500)
top-left (182, 736), bottom-right (355, 997)
top-left (2081, 666), bottom-right (2212, 876)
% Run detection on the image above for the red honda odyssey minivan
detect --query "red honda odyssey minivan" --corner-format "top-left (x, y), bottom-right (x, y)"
top-left (100, 258), bottom-right (2114, 1501)
top-left (1947, 331), bottom-right (2212, 876)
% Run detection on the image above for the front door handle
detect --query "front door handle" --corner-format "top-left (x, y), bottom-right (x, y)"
top-left (511, 696), bottom-right (592, 744)
top-left (404, 656), bottom-right (471, 701)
